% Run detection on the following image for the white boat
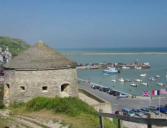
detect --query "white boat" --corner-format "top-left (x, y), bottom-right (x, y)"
top-left (140, 74), bottom-right (147, 77)
top-left (155, 75), bottom-right (160, 78)
top-left (119, 78), bottom-right (125, 82)
top-left (143, 62), bottom-right (150, 66)
top-left (135, 66), bottom-right (142, 70)
top-left (136, 79), bottom-right (142, 82)
top-left (130, 83), bottom-right (137, 87)
top-left (103, 67), bottom-right (119, 74)
top-left (141, 82), bottom-right (148, 86)
top-left (111, 79), bottom-right (116, 82)
top-left (157, 83), bottom-right (163, 86)
top-left (124, 79), bottom-right (131, 82)
top-left (122, 66), bottom-right (130, 69)
top-left (149, 77), bottom-right (156, 81)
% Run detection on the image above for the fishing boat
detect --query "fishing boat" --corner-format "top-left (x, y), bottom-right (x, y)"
top-left (103, 67), bottom-right (119, 74)
top-left (130, 83), bottom-right (137, 87)
top-left (140, 74), bottom-right (147, 77)
top-left (119, 78), bottom-right (125, 82)
top-left (136, 79), bottom-right (142, 82)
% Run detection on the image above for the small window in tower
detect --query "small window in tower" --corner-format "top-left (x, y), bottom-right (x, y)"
top-left (6, 84), bottom-right (10, 88)
top-left (42, 86), bottom-right (48, 92)
top-left (20, 86), bottom-right (25, 91)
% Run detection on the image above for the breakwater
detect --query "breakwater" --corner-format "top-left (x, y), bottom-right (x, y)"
top-left (77, 62), bottom-right (150, 70)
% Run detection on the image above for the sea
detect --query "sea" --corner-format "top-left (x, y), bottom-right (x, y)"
top-left (59, 48), bottom-right (167, 96)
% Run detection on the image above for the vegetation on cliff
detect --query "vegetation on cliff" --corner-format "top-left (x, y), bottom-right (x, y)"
top-left (0, 36), bottom-right (30, 56)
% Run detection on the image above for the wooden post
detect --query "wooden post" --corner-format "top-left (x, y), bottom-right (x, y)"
top-left (147, 114), bottom-right (152, 128)
top-left (118, 119), bottom-right (121, 128)
top-left (99, 109), bottom-right (103, 128)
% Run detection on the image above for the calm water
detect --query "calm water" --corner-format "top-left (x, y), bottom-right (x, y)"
top-left (60, 48), bottom-right (167, 96)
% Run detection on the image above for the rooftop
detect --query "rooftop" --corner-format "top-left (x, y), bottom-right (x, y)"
top-left (4, 41), bottom-right (77, 70)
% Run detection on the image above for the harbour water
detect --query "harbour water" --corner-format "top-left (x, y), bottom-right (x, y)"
top-left (60, 48), bottom-right (167, 96)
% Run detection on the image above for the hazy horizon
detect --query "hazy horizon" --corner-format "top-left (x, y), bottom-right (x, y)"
top-left (0, 0), bottom-right (167, 49)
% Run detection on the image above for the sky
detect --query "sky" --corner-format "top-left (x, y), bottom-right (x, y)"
top-left (0, 0), bottom-right (167, 49)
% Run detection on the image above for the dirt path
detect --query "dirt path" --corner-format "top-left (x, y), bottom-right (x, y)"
top-left (0, 109), bottom-right (70, 128)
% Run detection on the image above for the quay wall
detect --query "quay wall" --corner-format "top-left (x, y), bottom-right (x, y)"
top-left (78, 88), bottom-right (112, 116)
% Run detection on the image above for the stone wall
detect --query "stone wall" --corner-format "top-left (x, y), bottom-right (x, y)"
top-left (78, 89), bottom-right (112, 114)
top-left (4, 68), bottom-right (78, 105)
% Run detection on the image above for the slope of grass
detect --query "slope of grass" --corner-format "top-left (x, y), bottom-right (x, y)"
top-left (10, 97), bottom-right (119, 128)
top-left (0, 36), bottom-right (30, 56)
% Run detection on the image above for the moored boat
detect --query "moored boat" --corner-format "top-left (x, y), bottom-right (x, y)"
top-left (141, 82), bottom-right (148, 86)
top-left (119, 78), bottom-right (125, 82)
top-left (111, 79), bottom-right (116, 82)
top-left (103, 67), bottom-right (120, 74)
top-left (140, 73), bottom-right (147, 77)
top-left (155, 75), bottom-right (160, 78)
top-left (136, 79), bottom-right (142, 82)
top-left (157, 82), bottom-right (163, 86)
top-left (130, 83), bottom-right (137, 87)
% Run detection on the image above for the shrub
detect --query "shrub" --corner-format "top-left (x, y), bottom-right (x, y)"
top-left (10, 102), bottom-right (25, 108)
top-left (0, 100), bottom-right (4, 109)
top-left (26, 97), bottom-right (97, 116)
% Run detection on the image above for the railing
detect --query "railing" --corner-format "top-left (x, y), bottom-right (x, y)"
top-left (98, 109), bottom-right (167, 128)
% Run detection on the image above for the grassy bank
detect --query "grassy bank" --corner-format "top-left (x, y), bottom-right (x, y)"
top-left (0, 36), bottom-right (30, 56)
top-left (10, 97), bottom-right (119, 128)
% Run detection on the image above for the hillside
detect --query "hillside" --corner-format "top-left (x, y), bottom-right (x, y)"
top-left (0, 36), bottom-right (30, 56)
top-left (0, 97), bottom-right (118, 128)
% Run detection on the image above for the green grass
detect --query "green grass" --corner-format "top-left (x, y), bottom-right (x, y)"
top-left (0, 36), bottom-right (30, 56)
top-left (25, 96), bottom-right (97, 116)
top-left (10, 97), bottom-right (124, 128)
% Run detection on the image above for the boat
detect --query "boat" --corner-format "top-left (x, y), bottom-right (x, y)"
top-left (149, 77), bottom-right (156, 81)
top-left (136, 79), bottom-right (142, 82)
top-left (143, 62), bottom-right (150, 66)
top-left (103, 67), bottom-right (119, 74)
top-left (111, 79), bottom-right (116, 82)
top-left (122, 66), bottom-right (130, 69)
top-left (155, 75), bottom-right (160, 78)
top-left (124, 79), bottom-right (131, 82)
top-left (119, 78), bottom-right (125, 82)
top-left (135, 66), bottom-right (142, 70)
top-left (130, 83), bottom-right (137, 87)
top-left (140, 74), bottom-right (147, 77)
top-left (157, 83), bottom-right (163, 86)
top-left (141, 82), bottom-right (148, 86)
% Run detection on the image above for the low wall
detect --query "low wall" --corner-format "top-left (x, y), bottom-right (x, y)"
top-left (78, 89), bottom-right (112, 114)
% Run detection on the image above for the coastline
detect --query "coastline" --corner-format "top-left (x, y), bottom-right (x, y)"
top-left (66, 52), bottom-right (167, 56)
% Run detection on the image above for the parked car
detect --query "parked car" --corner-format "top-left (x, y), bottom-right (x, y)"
top-left (115, 110), bottom-right (122, 115)
top-left (122, 108), bottom-right (135, 117)
top-left (91, 85), bottom-right (100, 89)
top-left (148, 106), bottom-right (159, 115)
top-left (107, 89), bottom-right (114, 94)
top-left (102, 87), bottom-right (110, 92)
top-left (117, 93), bottom-right (128, 98)
top-left (157, 105), bottom-right (167, 114)
top-left (135, 109), bottom-right (144, 117)
top-left (0, 70), bottom-right (4, 76)
top-left (113, 91), bottom-right (120, 96)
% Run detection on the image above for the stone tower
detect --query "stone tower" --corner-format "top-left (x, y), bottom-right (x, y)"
top-left (3, 41), bottom-right (78, 106)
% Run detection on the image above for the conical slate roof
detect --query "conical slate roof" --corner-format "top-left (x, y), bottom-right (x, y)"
top-left (4, 41), bottom-right (77, 70)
